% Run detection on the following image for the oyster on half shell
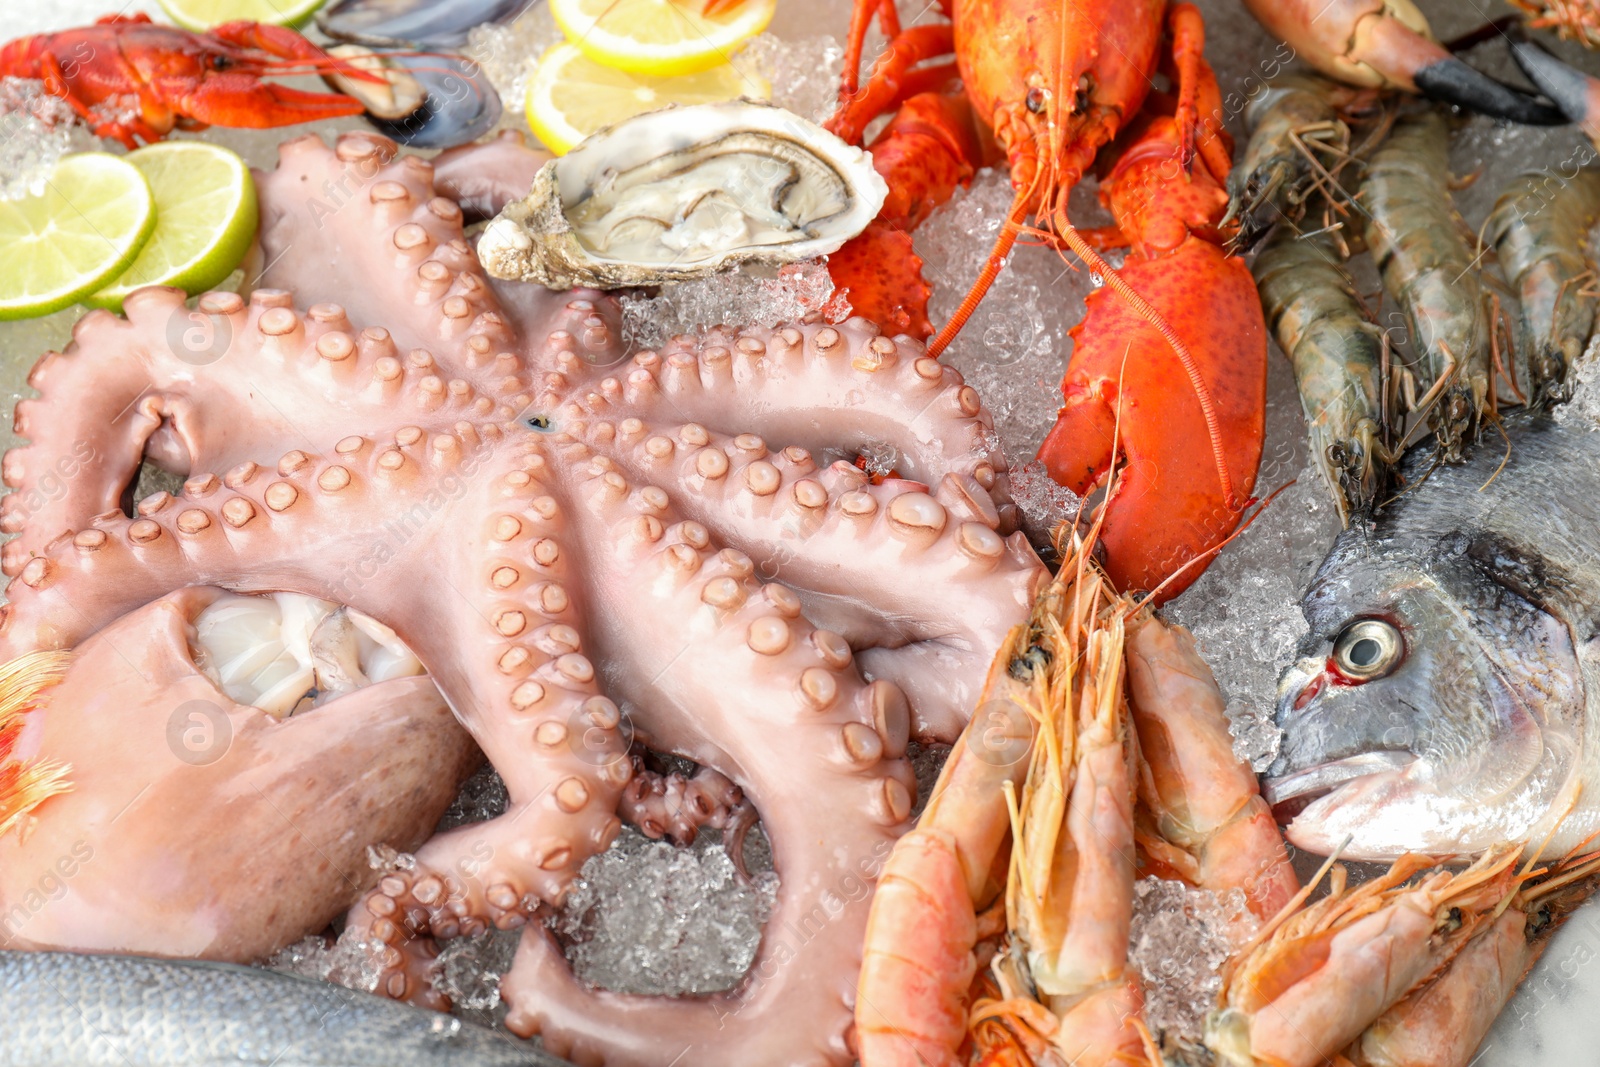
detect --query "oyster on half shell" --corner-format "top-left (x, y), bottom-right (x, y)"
top-left (478, 101), bottom-right (888, 289)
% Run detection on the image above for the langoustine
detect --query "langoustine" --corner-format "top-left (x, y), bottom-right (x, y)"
top-left (0, 128), bottom-right (1046, 1067)
top-left (854, 518), bottom-right (1294, 1067)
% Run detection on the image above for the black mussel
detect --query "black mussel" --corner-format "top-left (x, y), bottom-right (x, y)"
top-left (317, 0), bottom-right (530, 49)
top-left (327, 48), bottom-right (504, 150)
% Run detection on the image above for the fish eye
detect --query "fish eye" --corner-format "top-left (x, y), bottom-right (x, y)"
top-left (1331, 618), bottom-right (1403, 682)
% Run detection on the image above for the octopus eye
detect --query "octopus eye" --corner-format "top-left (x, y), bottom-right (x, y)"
top-left (1025, 88), bottom-right (1046, 114)
top-left (1331, 618), bottom-right (1403, 682)
top-left (524, 414), bottom-right (555, 433)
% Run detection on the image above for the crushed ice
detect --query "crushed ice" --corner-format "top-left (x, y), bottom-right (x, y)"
top-left (552, 827), bottom-right (779, 996)
top-left (618, 261), bottom-right (844, 350)
top-left (0, 79), bottom-right (81, 201)
top-left (1128, 877), bottom-right (1257, 1049)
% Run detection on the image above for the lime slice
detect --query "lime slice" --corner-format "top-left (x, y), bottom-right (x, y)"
top-left (550, 0), bottom-right (775, 77)
top-left (0, 154), bottom-right (156, 322)
top-left (158, 0), bottom-right (327, 30)
top-left (527, 43), bottom-right (769, 155)
top-left (88, 142), bottom-right (258, 313)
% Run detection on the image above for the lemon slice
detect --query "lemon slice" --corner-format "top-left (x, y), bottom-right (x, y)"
top-left (89, 142), bottom-right (259, 313)
top-left (527, 43), bottom-right (769, 155)
top-left (550, 0), bottom-right (775, 76)
top-left (158, 0), bottom-right (327, 30)
top-left (0, 154), bottom-right (156, 322)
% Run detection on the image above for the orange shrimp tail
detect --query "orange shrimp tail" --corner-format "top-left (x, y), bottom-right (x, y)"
top-left (0, 650), bottom-right (73, 840)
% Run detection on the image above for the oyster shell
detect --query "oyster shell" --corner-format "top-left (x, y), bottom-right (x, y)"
top-left (478, 101), bottom-right (889, 289)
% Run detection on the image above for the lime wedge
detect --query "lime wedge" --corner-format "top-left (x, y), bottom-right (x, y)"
top-left (0, 154), bottom-right (156, 322)
top-left (88, 142), bottom-right (258, 313)
top-left (158, 0), bottom-right (327, 30)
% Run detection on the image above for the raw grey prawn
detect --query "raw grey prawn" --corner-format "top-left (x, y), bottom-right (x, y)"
top-left (1253, 226), bottom-right (1394, 525)
top-left (1487, 166), bottom-right (1600, 405)
top-left (1361, 108), bottom-right (1493, 462)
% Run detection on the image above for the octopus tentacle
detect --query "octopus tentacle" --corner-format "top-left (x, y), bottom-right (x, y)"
top-left (432, 130), bottom-right (550, 222)
top-left (2, 284), bottom-right (523, 578)
top-left (497, 450), bottom-right (915, 1067)
top-left (600, 318), bottom-right (1019, 529)
top-left (570, 412), bottom-right (1043, 740)
top-left (617, 758), bottom-right (752, 849)
top-left (255, 133), bottom-right (519, 378)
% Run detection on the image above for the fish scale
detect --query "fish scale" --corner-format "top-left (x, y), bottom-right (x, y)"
top-left (0, 951), bottom-right (573, 1066)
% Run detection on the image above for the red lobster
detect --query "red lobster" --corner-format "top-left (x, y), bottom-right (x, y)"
top-left (823, 2), bottom-right (1266, 601)
top-left (0, 14), bottom-right (379, 149)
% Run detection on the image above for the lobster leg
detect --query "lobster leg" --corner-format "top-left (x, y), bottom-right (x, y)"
top-left (167, 73), bottom-right (368, 129)
top-left (825, 91), bottom-right (983, 338)
top-left (826, 23), bottom-right (955, 145)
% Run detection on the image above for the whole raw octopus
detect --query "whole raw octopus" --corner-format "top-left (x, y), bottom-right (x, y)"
top-left (0, 130), bottom-right (1046, 1066)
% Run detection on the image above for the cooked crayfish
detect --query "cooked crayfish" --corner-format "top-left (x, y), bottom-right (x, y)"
top-left (0, 14), bottom-right (380, 149)
top-left (827, 2), bottom-right (1267, 602)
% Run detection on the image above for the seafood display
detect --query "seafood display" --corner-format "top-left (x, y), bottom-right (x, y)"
top-left (1240, 0), bottom-right (1564, 122)
top-left (1488, 166), bottom-right (1600, 404)
top-left (6, 0), bottom-right (1600, 1065)
top-left (0, 15), bottom-right (375, 147)
top-left (0, 127), bottom-right (1043, 1066)
top-left (827, 0), bottom-right (1268, 601)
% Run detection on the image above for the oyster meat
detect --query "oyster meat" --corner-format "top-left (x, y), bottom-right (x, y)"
top-left (478, 101), bottom-right (888, 289)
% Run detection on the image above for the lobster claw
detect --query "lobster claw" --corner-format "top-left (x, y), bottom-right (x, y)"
top-left (1243, 0), bottom-right (1564, 125)
top-left (1510, 35), bottom-right (1600, 144)
top-left (172, 73), bottom-right (368, 129)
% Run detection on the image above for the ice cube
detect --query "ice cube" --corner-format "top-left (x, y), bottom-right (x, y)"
top-left (465, 4), bottom-right (564, 123)
top-left (551, 826), bottom-right (779, 996)
top-left (617, 260), bottom-right (843, 350)
top-left (0, 79), bottom-right (84, 201)
top-left (1128, 877), bottom-right (1256, 1051)
top-left (734, 34), bottom-right (846, 125)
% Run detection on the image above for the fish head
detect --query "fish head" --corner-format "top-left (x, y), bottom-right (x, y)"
top-left (1265, 530), bottom-right (1586, 860)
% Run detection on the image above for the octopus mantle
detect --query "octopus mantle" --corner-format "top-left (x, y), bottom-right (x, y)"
top-left (0, 132), bottom-right (1044, 1067)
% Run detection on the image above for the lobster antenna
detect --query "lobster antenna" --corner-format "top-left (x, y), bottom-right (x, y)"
top-left (926, 190), bottom-right (1029, 360)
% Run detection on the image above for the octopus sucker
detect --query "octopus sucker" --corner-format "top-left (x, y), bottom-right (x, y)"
top-left (0, 129), bottom-right (1048, 1066)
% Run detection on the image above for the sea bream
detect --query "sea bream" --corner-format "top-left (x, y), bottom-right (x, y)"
top-left (1267, 408), bottom-right (1600, 860)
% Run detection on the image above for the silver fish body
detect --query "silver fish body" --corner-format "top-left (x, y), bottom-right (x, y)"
top-left (1268, 410), bottom-right (1600, 860)
top-left (0, 951), bottom-right (569, 1066)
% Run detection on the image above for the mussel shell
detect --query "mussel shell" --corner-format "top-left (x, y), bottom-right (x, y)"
top-left (317, 0), bottom-right (529, 49)
top-left (362, 53), bottom-right (503, 150)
